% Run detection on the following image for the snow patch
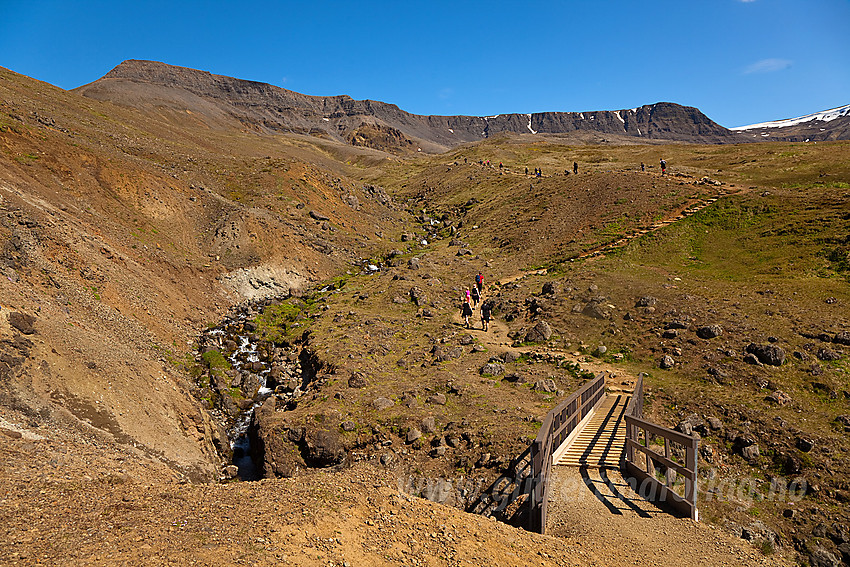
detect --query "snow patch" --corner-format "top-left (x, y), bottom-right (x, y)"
top-left (580, 113), bottom-right (585, 119)
top-left (731, 104), bottom-right (850, 130)
top-left (322, 117), bottom-right (330, 122)
top-left (615, 111), bottom-right (625, 124)
top-left (526, 113), bottom-right (537, 134)
top-left (448, 128), bottom-right (454, 133)
top-left (484, 114), bottom-right (501, 120)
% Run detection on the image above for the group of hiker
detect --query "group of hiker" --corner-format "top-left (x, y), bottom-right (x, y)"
top-left (461, 271), bottom-right (492, 331)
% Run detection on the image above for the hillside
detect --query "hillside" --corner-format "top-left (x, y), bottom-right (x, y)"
top-left (74, 60), bottom-right (750, 153)
top-left (733, 104), bottom-right (850, 142)
top-left (2, 61), bottom-right (850, 566)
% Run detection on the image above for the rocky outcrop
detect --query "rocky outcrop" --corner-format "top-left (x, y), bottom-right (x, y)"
top-left (76, 60), bottom-right (754, 153)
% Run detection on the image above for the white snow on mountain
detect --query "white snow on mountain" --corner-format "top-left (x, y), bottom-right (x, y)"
top-left (731, 104), bottom-right (850, 131)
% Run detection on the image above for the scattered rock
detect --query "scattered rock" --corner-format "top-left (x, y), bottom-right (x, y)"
top-left (746, 343), bottom-right (785, 366)
top-left (809, 547), bottom-right (841, 567)
top-left (817, 347), bottom-right (841, 361)
top-left (834, 332), bottom-right (850, 346)
top-left (533, 379), bottom-right (557, 393)
top-left (459, 334), bottom-right (475, 346)
top-left (503, 351), bottom-right (521, 363)
top-left (340, 421), bottom-right (356, 432)
top-left (581, 302), bottom-right (607, 320)
top-left (743, 353), bottom-right (761, 366)
top-left (480, 363), bottom-right (505, 376)
top-left (406, 427), bottom-right (422, 443)
top-left (741, 444), bottom-right (760, 462)
top-left (348, 372), bottom-right (368, 388)
top-left (835, 415), bottom-right (850, 432)
top-left (308, 210), bottom-right (329, 222)
top-left (426, 393), bottom-right (447, 406)
top-left (662, 329), bottom-right (679, 339)
top-left (421, 416), bottom-right (436, 434)
top-left (696, 325), bottom-right (723, 339)
top-left (707, 417), bottom-right (723, 430)
top-left (373, 397), bottom-right (394, 411)
top-left (659, 355), bottom-right (675, 369)
top-left (676, 414), bottom-right (707, 437)
top-left (408, 257), bottom-right (420, 270)
top-left (766, 390), bottom-right (792, 406)
top-left (525, 320), bottom-right (553, 343)
top-left (594, 345), bottom-right (607, 357)
top-left (8, 312), bottom-right (36, 335)
top-left (635, 296), bottom-right (657, 307)
top-left (796, 437), bottom-right (814, 452)
top-left (541, 281), bottom-right (559, 295)
top-left (380, 453), bottom-right (393, 466)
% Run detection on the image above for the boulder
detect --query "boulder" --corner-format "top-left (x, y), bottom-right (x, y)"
top-left (503, 351), bottom-right (521, 363)
top-left (834, 332), bottom-right (850, 346)
top-left (421, 416), bottom-right (436, 434)
top-left (741, 444), bottom-right (760, 462)
top-left (581, 302), bottom-right (607, 320)
top-left (659, 355), bottom-right (675, 369)
top-left (406, 427), bottom-right (422, 443)
top-left (796, 437), bottom-right (814, 452)
top-left (348, 372), bottom-right (368, 388)
top-left (408, 257), bottom-right (420, 270)
top-left (696, 325), bottom-right (723, 339)
top-left (766, 390), bottom-right (792, 406)
top-left (533, 379), bottom-right (557, 393)
top-left (308, 210), bottom-right (329, 221)
top-left (635, 296), bottom-right (657, 307)
top-left (835, 415), bottom-right (850, 432)
top-left (304, 429), bottom-right (345, 467)
top-left (8, 312), bottom-right (36, 335)
top-left (817, 347), bottom-right (841, 361)
top-left (525, 320), bottom-right (553, 343)
top-left (809, 547), bottom-right (841, 567)
top-left (426, 393), bottom-right (447, 406)
top-left (707, 417), bottom-right (723, 430)
top-left (542, 282), bottom-right (559, 295)
top-left (340, 420), bottom-right (356, 432)
top-left (746, 343), bottom-right (785, 366)
top-left (480, 363), bottom-right (505, 376)
top-left (676, 414), bottom-right (707, 437)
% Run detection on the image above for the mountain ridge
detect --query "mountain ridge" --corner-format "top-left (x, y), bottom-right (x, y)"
top-left (75, 59), bottom-right (750, 151)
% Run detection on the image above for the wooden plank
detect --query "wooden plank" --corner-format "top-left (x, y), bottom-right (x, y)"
top-left (625, 439), bottom-right (696, 481)
top-left (625, 414), bottom-right (698, 447)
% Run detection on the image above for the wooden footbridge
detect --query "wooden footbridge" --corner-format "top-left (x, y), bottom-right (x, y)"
top-left (527, 371), bottom-right (699, 533)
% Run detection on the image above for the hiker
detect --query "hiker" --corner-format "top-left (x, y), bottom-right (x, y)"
top-left (573, 162), bottom-right (578, 175)
top-left (461, 298), bottom-right (474, 328)
top-left (471, 285), bottom-right (480, 307)
top-left (641, 162), bottom-right (645, 172)
top-left (464, 287), bottom-right (472, 304)
top-left (475, 272), bottom-right (484, 294)
top-left (537, 168), bottom-right (542, 178)
top-left (660, 158), bottom-right (667, 175)
top-left (499, 162), bottom-right (503, 169)
top-left (480, 300), bottom-right (492, 331)
top-left (525, 166), bottom-right (529, 175)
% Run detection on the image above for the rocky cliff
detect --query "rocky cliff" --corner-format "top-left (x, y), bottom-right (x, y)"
top-left (76, 60), bottom-right (750, 151)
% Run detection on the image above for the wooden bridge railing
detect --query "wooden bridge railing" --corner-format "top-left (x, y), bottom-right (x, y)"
top-left (623, 374), bottom-right (699, 521)
top-left (528, 371), bottom-right (606, 533)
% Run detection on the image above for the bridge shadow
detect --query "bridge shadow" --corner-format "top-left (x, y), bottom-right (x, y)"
top-left (578, 465), bottom-right (655, 518)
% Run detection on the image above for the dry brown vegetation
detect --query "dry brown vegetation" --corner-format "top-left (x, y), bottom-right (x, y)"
top-left (1, 64), bottom-right (848, 565)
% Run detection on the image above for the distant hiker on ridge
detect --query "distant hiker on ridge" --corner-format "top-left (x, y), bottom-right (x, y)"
top-left (573, 161), bottom-right (578, 175)
top-left (641, 162), bottom-right (645, 172)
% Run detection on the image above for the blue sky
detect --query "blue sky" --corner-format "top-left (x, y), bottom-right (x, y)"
top-left (1, 0), bottom-right (848, 128)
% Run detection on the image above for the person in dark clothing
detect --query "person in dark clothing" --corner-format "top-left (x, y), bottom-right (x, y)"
top-left (480, 301), bottom-right (492, 331)
top-left (471, 285), bottom-right (480, 307)
top-left (525, 166), bottom-right (529, 175)
top-left (475, 272), bottom-right (484, 294)
top-left (461, 300), bottom-right (473, 328)
top-left (573, 162), bottom-right (578, 175)
top-left (641, 162), bottom-right (645, 172)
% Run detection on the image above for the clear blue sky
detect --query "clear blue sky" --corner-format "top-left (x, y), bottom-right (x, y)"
top-left (2, 0), bottom-right (848, 128)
